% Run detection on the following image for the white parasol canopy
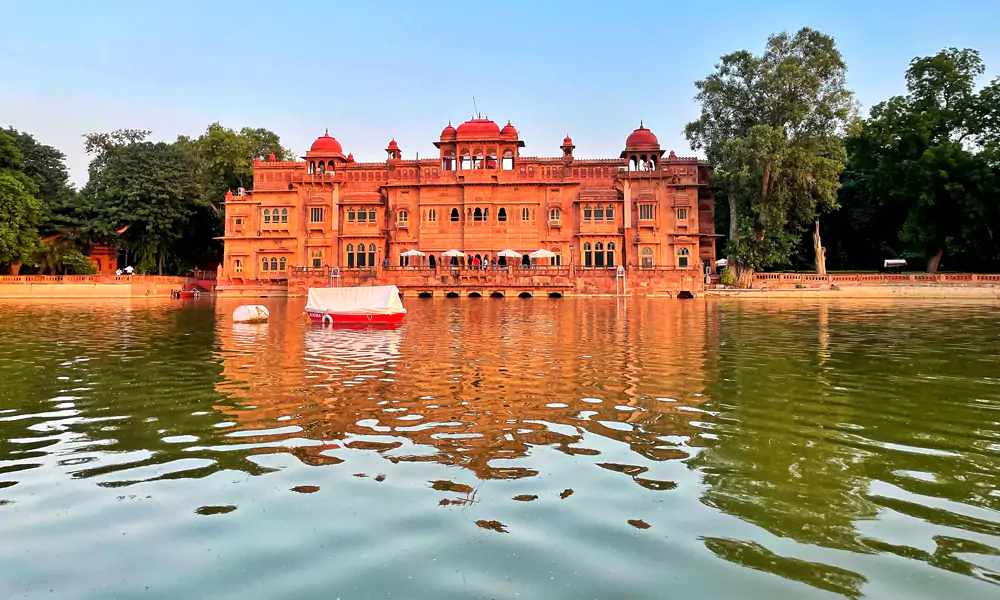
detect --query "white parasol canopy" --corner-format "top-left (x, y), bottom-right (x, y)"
top-left (715, 258), bottom-right (728, 267)
top-left (497, 249), bottom-right (522, 258)
top-left (442, 249), bottom-right (465, 257)
top-left (529, 249), bottom-right (557, 259)
top-left (400, 249), bottom-right (425, 257)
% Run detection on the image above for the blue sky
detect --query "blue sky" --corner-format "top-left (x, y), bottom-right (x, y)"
top-left (2, 0), bottom-right (998, 186)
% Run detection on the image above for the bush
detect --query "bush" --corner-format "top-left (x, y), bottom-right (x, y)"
top-left (61, 251), bottom-right (97, 275)
top-left (719, 267), bottom-right (735, 286)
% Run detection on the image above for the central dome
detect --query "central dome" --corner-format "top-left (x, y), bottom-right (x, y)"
top-left (456, 118), bottom-right (501, 139)
top-left (310, 129), bottom-right (343, 154)
top-left (625, 122), bottom-right (659, 149)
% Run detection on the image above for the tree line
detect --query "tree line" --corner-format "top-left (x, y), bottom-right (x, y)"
top-left (687, 28), bottom-right (1000, 284)
top-left (2, 27), bottom-right (998, 278)
top-left (0, 123), bottom-right (291, 275)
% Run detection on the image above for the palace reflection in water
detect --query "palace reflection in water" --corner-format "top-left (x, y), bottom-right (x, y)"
top-left (0, 297), bottom-right (998, 599)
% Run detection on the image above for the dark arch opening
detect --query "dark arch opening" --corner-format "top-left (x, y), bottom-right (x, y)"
top-left (468, 292), bottom-right (482, 298)
top-left (418, 291), bottom-right (433, 299)
top-left (518, 292), bottom-right (532, 299)
top-left (446, 292), bottom-right (460, 299)
top-left (678, 291), bottom-right (695, 299)
top-left (548, 292), bottom-right (563, 299)
top-left (489, 291), bottom-right (504, 298)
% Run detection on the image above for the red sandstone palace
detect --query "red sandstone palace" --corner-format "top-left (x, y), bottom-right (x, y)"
top-left (219, 117), bottom-right (716, 293)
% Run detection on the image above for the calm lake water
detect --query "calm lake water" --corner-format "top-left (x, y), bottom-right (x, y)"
top-left (1, 297), bottom-right (998, 599)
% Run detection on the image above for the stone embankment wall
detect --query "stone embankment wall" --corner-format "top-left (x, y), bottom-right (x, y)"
top-left (0, 275), bottom-right (197, 298)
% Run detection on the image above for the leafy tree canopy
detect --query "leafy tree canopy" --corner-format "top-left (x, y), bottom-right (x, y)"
top-left (0, 130), bottom-right (43, 267)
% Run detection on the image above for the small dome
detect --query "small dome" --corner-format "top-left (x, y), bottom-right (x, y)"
top-left (440, 122), bottom-right (457, 140)
top-left (563, 135), bottom-right (573, 145)
top-left (456, 118), bottom-right (501, 139)
top-left (388, 139), bottom-right (399, 149)
top-left (625, 122), bottom-right (659, 149)
top-left (347, 153), bottom-right (354, 162)
top-left (499, 120), bottom-right (518, 139)
top-left (310, 129), bottom-right (344, 154)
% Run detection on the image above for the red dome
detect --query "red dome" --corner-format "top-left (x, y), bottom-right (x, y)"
top-left (563, 135), bottom-right (573, 145)
top-left (310, 129), bottom-right (343, 154)
top-left (387, 139), bottom-right (399, 149)
top-left (625, 122), bottom-right (659, 148)
top-left (456, 118), bottom-right (500, 139)
top-left (499, 120), bottom-right (518, 139)
top-left (440, 122), bottom-right (457, 140)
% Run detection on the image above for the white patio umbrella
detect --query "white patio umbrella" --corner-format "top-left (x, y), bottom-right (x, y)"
top-left (400, 249), bottom-right (426, 257)
top-left (529, 249), bottom-right (557, 259)
top-left (441, 249), bottom-right (465, 257)
top-left (497, 249), bottom-right (522, 258)
top-left (715, 258), bottom-right (728, 267)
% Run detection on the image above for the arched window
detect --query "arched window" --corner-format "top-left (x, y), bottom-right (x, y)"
top-left (450, 208), bottom-right (459, 222)
top-left (629, 156), bottom-right (638, 172)
top-left (398, 209), bottom-right (408, 224)
top-left (595, 242), bottom-right (605, 267)
top-left (348, 209), bottom-right (356, 222)
top-left (281, 208), bottom-right (288, 223)
top-left (485, 151), bottom-right (497, 169)
top-left (678, 247), bottom-right (690, 268)
top-left (549, 208), bottom-right (560, 223)
top-left (583, 205), bottom-right (592, 221)
top-left (311, 249), bottom-right (322, 268)
top-left (641, 247), bottom-right (653, 268)
top-left (498, 207), bottom-right (507, 222)
top-left (459, 149), bottom-right (471, 170)
top-left (261, 257), bottom-right (269, 271)
top-left (606, 205), bottom-right (615, 220)
top-left (318, 162), bottom-right (326, 174)
top-left (368, 243), bottom-right (376, 267)
top-left (472, 149), bottom-right (484, 169)
top-left (347, 244), bottom-right (355, 268)
top-left (358, 209), bottom-right (367, 223)
top-left (327, 160), bottom-right (335, 173)
top-left (443, 151), bottom-right (455, 171)
top-left (607, 242), bottom-right (616, 267)
top-left (428, 208), bottom-right (437, 222)
top-left (356, 244), bottom-right (366, 267)
top-left (583, 242), bottom-right (592, 268)
top-left (263, 209), bottom-right (271, 223)
top-left (279, 257), bottom-right (286, 271)
top-left (368, 208), bottom-right (376, 222)
top-left (502, 149), bottom-right (514, 170)
top-left (474, 207), bottom-right (483, 222)
top-left (521, 207), bottom-right (530, 221)
top-left (649, 156), bottom-right (657, 171)
top-left (234, 259), bottom-right (243, 273)
top-left (270, 257), bottom-right (278, 271)
top-left (308, 161), bottom-right (315, 174)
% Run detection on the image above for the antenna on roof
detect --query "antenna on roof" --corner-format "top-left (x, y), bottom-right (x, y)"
top-left (473, 96), bottom-right (478, 118)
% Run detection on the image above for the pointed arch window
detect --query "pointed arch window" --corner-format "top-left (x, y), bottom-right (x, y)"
top-left (368, 244), bottom-right (376, 267)
top-left (641, 247), bottom-right (653, 268)
top-left (583, 205), bottom-right (592, 221)
top-left (347, 244), bottom-right (355, 268)
top-left (428, 208), bottom-right (437, 222)
top-left (605, 205), bottom-right (615, 220)
top-left (474, 207), bottom-right (483, 222)
top-left (358, 209), bottom-right (367, 223)
top-left (279, 257), bottom-right (286, 271)
top-left (263, 209), bottom-right (271, 223)
top-left (270, 257), bottom-right (278, 271)
top-left (450, 208), bottom-right (460, 222)
top-left (606, 242), bottom-right (616, 267)
top-left (281, 208), bottom-right (288, 223)
top-left (498, 207), bottom-right (507, 222)
top-left (583, 242), bottom-right (593, 267)
top-left (595, 242), bottom-right (605, 267)
top-left (593, 205), bottom-right (604, 221)
top-left (261, 257), bottom-right (269, 271)
top-left (521, 207), bottom-right (530, 221)
top-left (311, 249), bottom-right (322, 268)
top-left (348, 209), bottom-right (356, 222)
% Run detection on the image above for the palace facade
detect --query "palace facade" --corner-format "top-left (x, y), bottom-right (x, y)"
top-left (219, 117), bottom-right (715, 287)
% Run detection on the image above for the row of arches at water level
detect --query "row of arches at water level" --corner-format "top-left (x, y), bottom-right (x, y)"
top-left (409, 290), bottom-right (565, 299)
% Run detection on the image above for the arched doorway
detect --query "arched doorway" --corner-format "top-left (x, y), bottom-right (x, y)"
top-left (521, 254), bottom-right (530, 267)
top-left (498, 256), bottom-right (507, 267)
top-left (429, 255), bottom-right (436, 268)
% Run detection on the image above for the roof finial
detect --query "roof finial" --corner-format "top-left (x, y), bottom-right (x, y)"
top-left (324, 128), bottom-right (329, 136)
top-left (640, 120), bottom-right (644, 129)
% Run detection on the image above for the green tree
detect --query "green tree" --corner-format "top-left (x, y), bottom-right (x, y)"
top-left (81, 134), bottom-right (206, 275)
top-left (2, 127), bottom-right (77, 235)
top-left (685, 27), bottom-right (855, 284)
top-left (846, 48), bottom-right (1000, 272)
top-left (194, 122), bottom-right (293, 203)
top-left (0, 130), bottom-right (43, 272)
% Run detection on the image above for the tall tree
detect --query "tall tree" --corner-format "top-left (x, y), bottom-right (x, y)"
top-left (81, 134), bottom-right (205, 275)
top-left (846, 48), bottom-right (1000, 272)
top-left (194, 122), bottom-right (293, 202)
top-left (2, 127), bottom-right (76, 234)
top-left (685, 27), bottom-right (855, 284)
top-left (0, 130), bottom-right (43, 272)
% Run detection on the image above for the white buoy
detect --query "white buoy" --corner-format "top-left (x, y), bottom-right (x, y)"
top-left (232, 305), bottom-right (269, 323)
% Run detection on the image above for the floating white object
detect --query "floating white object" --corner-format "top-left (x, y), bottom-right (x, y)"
top-left (232, 305), bottom-right (269, 323)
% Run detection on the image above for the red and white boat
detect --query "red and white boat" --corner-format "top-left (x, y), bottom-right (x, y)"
top-left (305, 285), bottom-right (406, 326)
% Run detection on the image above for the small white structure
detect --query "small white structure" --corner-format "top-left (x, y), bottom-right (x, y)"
top-left (529, 249), bottom-right (557, 259)
top-left (884, 259), bottom-right (907, 268)
top-left (498, 249), bottom-right (522, 259)
top-left (232, 305), bottom-right (269, 323)
top-left (442, 249), bottom-right (465, 258)
top-left (400, 249), bottom-right (426, 257)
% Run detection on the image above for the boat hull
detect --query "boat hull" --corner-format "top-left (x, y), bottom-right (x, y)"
top-left (307, 311), bottom-right (405, 327)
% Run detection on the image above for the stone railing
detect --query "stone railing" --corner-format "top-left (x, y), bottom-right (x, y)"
top-left (0, 274), bottom-right (193, 285)
top-left (752, 272), bottom-right (1000, 288)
